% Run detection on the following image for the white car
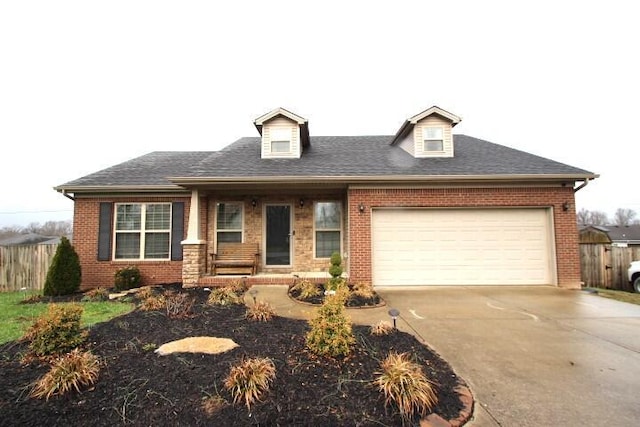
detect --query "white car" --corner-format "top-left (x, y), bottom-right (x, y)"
top-left (628, 261), bottom-right (640, 293)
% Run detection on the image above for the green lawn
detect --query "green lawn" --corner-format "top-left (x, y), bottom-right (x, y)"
top-left (593, 288), bottom-right (640, 305)
top-left (0, 291), bottom-right (135, 345)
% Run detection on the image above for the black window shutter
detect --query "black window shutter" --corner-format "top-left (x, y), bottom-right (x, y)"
top-left (171, 202), bottom-right (184, 261)
top-left (97, 202), bottom-right (113, 261)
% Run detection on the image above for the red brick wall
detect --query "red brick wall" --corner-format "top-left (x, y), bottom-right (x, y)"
top-left (73, 196), bottom-right (190, 289)
top-left (347, 186), bottom-right (580, 288)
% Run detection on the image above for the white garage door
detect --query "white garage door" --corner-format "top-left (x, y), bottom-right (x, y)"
top-left (372, 208), bottom-right (554, 286)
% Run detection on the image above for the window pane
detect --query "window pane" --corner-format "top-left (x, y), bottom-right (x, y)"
top-left (144, 232), bottom-right (170, 259)
top-left (146, 204), bottom-right (170, 230)
top-left (115, 233), bottom-right (141, 259)
top-left (217, 203), bottom-right (242, 230)
top-left (116, 204), bottom-right (141, 231)
top-left (424, 127), bottom-right (443, 139)
top-left (217, 232), bottom-right (242, 243)
top-left (316, 231), bottom-right (340, 258)
top-left (425, 140), bottom-right (443, 151)
top-left (315, 202), bottom-right (340, 229)
top-left (271, 140), bottom-right (290, 153)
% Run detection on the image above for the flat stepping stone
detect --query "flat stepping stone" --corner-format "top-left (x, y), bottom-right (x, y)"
top-left (154, 337), bottom-right (239, 356)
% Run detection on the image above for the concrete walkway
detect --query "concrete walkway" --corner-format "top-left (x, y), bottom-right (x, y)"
top-left (248, 285), bottom-right (640, 427)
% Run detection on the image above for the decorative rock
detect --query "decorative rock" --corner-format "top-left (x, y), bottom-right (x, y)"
top-left (155, 337), bottom-right (239, 356)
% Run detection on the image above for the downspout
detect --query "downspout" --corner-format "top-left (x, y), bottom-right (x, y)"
top-left (60, 190), bottom-right (75, 201)
top-left (573, 178), bottom-right (591, 193)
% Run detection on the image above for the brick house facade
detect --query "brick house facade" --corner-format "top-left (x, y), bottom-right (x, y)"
top-left (57, 106), bottom-right (596, 290)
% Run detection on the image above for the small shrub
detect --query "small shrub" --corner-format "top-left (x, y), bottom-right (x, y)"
top-left (43, 237), bottom-right (81, 297)
top-left (246, 301), bottom-right (276, 322)
top-left (374, 352), bottom-right (438, 420)
top-left (139, 295), bottom-right (166, 311)
top-left (207, 287), bottom-right (242, 306)
top-left (229, 279), bottom-right (249, 295)
top-left (136, 286), bottom-right (155, 300)
top-left (201, 395), bottom-right (228, 416)
top-left (31, 349), bottom-right (100, 400)
top-left (114, 266), bottom-right (142, 291)
top-left (370, 320), bottom-right (394, 336)
top-left (142, 343), bottom-right (157, 352)
top-left (224, 357), bottom-right (276, 410)
top-left (165, 293), bottom-right (195, 318)
top-left (325, 252), bottom-right (344, 292)
top-left (352, 282), bottom-right (375, 299)
top-left (297, 279), bottom-right (320, 299)
top-left (81, 287), bottom-right (109, 302)
top-left (306, 295), bottom-right (355, 357)
top-left (23, 304), bottom-right (87, 357)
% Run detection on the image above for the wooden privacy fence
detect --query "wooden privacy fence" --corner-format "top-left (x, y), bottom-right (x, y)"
top-left (0, 244), bottom-right (57, 292)
top-left (580, 244), bottom-right (640, 290)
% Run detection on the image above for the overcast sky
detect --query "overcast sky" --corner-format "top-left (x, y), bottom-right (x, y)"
top-left (1, 1), bottom-right (638, 227)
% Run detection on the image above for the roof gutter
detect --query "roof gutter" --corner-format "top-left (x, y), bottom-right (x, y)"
top-left (168, 173), bottom-right (599, 185)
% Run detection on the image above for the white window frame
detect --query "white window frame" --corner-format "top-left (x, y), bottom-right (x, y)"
top-left (215, 202), bottom-right (244, 248)
top-left (113, 203), bottom-right (172, 260)
top-left (313, 201), bottom-right (342, 259)
top-left (270, 127), bottom-right (292, 154)
top-left (422, 126), bottom-right (444, 152)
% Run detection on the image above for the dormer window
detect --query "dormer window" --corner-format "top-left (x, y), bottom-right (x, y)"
top-left (270, 128), bottom-right (292, 153)
top-left (390, 106), bottom-right (461, 158)
top-left (423, 127), bottom-right (444, 152)
top-left (254, 107), bottom-right (310, 159)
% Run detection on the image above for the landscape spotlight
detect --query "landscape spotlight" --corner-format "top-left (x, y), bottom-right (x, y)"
top-left (388, 308), bottom-right (400, 329)
top-left (249, 288), bottom-right (258, 304)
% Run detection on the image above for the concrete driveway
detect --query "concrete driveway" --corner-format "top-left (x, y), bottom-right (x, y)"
top-left (374, 286), bottom-right (640, 426)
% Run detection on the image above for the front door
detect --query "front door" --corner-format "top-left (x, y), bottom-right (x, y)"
top-left (265, 204), bottom-right (291, 266)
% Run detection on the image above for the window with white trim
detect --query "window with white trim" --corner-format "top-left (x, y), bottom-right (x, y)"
top-left (114, 203), bottom-right (171, 259)
top-left (314, 202), bottom-right (341, 258)
top-left (270, 128), bottom-right (291, 153)
top-left (423, 126), bottom-right (444, 152)
top-left (216, 202), bottom-right (243, 244)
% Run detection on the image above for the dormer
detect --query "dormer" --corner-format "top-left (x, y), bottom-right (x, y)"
top-left (254, 107), bottom-right (310, 159)
top-left (390, 106), bottom-right (461, 158)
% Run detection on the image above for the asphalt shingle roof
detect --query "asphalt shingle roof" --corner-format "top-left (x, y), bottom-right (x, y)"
top-left (57, 135), bottom-right (595, 189)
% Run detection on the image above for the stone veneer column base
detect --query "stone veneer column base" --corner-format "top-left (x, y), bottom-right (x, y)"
top-left (182, 244), bottom-right (206, 287)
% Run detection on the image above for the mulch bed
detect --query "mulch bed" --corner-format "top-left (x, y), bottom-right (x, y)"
top-left (0, 286), bottom-right (464, 426)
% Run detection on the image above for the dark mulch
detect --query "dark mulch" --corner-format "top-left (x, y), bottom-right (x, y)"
top-left (288, 282), bottom-right (383, 307)
top-left (0, 286), bottom-right (464, 426)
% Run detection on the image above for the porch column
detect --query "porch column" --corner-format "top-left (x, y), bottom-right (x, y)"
top-left (181, 189), bottom-right (206, 287)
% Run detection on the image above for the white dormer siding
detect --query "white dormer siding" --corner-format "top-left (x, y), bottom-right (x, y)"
top-left (261, 116), bottom-right (302, 159)
top-left (414, 115), bottom-right (454, 158)
top-left (390, 106), bottom-right (461, 159)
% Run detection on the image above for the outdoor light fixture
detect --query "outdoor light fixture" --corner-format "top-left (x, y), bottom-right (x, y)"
top-left (249, 288), bottom-right (258, 304)
top-left (251, 199), bottom-right (257, 208)
top-left (388, 308), bottom-right (400, 329)
top-left (299, 198), bottom-right (304, 208)
top-left (358, 203), bottom-right (365, 213)
top-left (562, 202), bottom-right (570, 212)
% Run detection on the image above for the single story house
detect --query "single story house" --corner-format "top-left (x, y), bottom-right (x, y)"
top-left (55, 106), bottom-right (597, 289)
top-left (580, 225), bottom-right (640, 247)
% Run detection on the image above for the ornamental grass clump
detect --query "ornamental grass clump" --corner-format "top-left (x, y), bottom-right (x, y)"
top-left (224, 357), bottom-right (276, 410)
top-left (207, 287), bottom-right (242, 306)
top-left (165, 293), bottom-right (195, 318)
top-left (246, 301), bottom-right (276, 322)
top-left (374, 352), bottom-right (438, 421)
top-left (295, 279), bottom-right (320, 299)
top-left (23, 304), bottom-right (87, 358)
top-left (370, 320), bottom-right (394, 336)
top-left (31, 349), bottom-right (100, 400)
top-left (81, 287), bottom-right (109, 302)
top-left (139, 294), bottom-right (166, 311)
top-left (306, 294), bottom-right (355, 357)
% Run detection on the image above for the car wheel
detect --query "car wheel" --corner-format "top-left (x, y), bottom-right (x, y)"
top-left (634, 276), bottom-right (640, 293)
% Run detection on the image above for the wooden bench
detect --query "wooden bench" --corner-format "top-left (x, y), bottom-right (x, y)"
top-left (210, 242), bottom-right (259, 275)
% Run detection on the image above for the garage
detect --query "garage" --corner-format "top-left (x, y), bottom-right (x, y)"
top-left (371, 208), bottom-right (555, 286)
